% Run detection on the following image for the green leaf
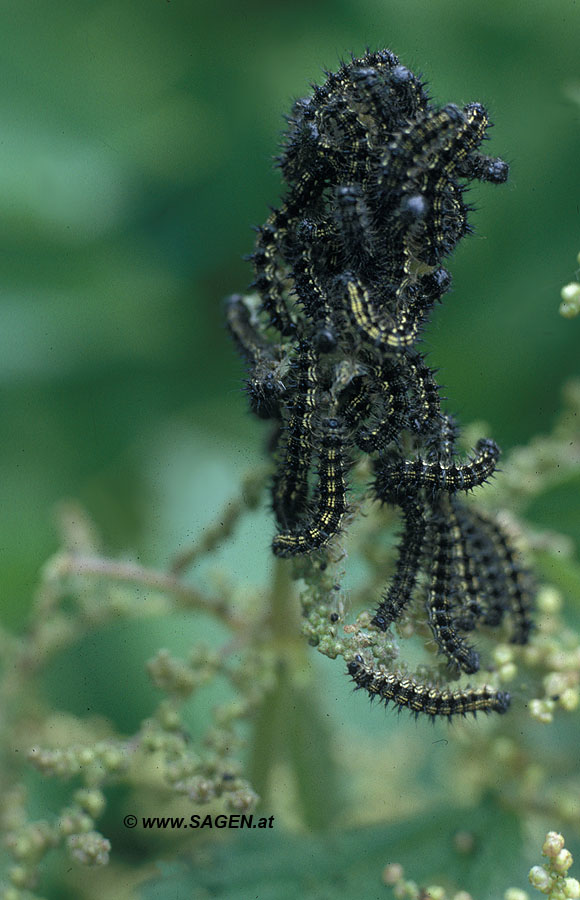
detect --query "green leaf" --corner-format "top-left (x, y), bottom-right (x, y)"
top-left (139, 796), bottom-right (525, 900)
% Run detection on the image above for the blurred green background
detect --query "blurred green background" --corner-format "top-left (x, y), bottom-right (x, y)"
top-left (2, 0), bottom-right (580, 625)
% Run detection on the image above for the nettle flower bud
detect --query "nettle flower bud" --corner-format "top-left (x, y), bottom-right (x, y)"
top-left (528, 864), bottom-right (552, 893)
top-left (543, 832), bottom-right (566, 859)
top-left (66, 831), bottom-right (111, 867)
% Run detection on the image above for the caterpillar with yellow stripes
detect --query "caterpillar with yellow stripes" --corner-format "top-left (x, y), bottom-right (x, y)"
top-left (228, 49), bottom-right (533, 719)
top-left (347, 655), bottom-right (510, 719)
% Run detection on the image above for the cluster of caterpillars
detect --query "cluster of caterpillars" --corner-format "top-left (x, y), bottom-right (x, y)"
top-left (227, 49), bottom-right (534, 720)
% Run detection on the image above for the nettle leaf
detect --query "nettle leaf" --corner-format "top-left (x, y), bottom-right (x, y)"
top-left (139, 797), bottom-right (525, 900)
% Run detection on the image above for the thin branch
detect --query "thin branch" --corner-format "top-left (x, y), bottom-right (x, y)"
top-left (44, 553), bottom-right (231, 621)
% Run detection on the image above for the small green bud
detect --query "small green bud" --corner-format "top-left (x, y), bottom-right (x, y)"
top-left (157, 702), bottom-right (181, 731)
top-left (504, 888), bottom-right (529, 900)
top-left (543, 673), bottom-right (568, 698)
top-left (553, 848), bottom-right (574, 875)
top-left (560, 689), bottom-right (579, 712)
top-left (225, 786), bottom-right (260, 812)
top-left (560, 283), bottom-right (580, 319)
top-left (186, 777), bottom-right (215, 804)
top-left (77, 748), bottom-right (96, 767)
top-left (529, 699), bottom-right (555, 724)
top-left (59, 812), bottom-right (93, 836)
top-left (74, 789), bottom-right (106, 819)
top-left (66, 831), bottom-right (111, 866)
top-left (543, 832), bottom-right (566, 858)
top-left (529, 865), bottom-right (552, 893)
top-left (100, 746), bottom-right (125, 773)
top-left (423, 886), bottom-right (445, 899)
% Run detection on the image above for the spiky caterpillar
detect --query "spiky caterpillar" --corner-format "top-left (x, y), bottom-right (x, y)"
top-left (461, 507), bottom-right (535, 644)
top-left (423, 500), bottom-right (480, 674)
top-left (225, 294), bottom-right (289, 420)
top-left (347, 655), bottom-right (510, 718)
top-left (228, 49), bottom-right (532, 718)
top-left (371, 495), bottom-right (481, 675)
top-left (372, 497), bottom-right (427, 630)
top-left (373, 438), bottom-right (500, 501)
top-left (371, 495), bottom-right (534, 671)
top-left (442, 497), bottom-right (485, 634)
top-left (272, 342), bottom-right (319, 528)
top-left (272, 413), bottom-right (351, 557)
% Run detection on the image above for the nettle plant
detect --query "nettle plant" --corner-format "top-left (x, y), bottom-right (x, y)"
top-left (1, 50), bottom-right (579, 900)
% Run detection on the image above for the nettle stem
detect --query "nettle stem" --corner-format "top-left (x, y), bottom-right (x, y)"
top-left (249, 559), bottom-right (342, 829)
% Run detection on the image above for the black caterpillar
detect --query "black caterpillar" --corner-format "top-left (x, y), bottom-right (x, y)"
top-left (347, 655), bottom-right (511, 719)
top-left (227, 49), bottom-right (534, 719)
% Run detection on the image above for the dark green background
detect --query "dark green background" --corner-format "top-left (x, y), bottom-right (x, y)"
top-left (2, 0), bottom-right (579, 622)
